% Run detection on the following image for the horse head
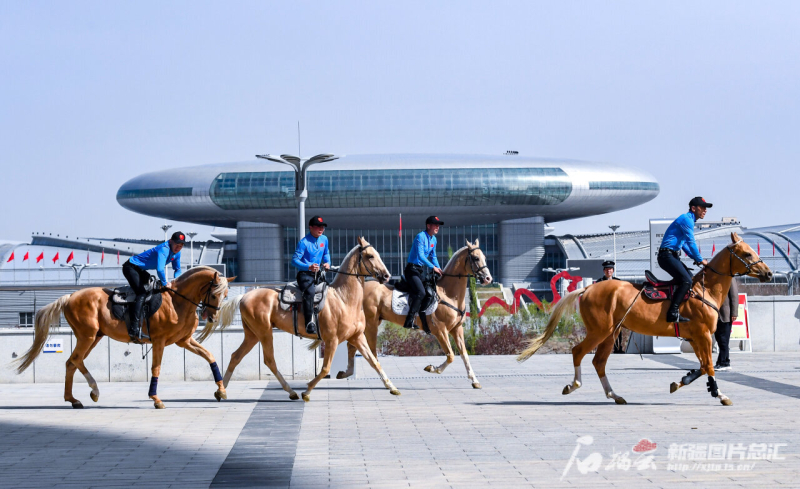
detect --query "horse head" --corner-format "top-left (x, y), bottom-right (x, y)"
top-left (728, 232), bottom-right (772, 283)
top-left (356, 236), bottom-right (392, 284)
top-left (466, 239), bottom-right (493, 285)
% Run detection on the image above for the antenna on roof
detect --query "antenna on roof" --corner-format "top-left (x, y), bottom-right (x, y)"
top-left (297, 121), bottom-right (301, 158)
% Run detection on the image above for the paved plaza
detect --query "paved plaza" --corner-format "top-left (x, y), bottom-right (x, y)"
top-left (1, 352), bottom-right (799, 488)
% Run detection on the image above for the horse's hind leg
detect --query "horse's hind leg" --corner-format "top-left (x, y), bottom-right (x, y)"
top-left (592, 333), bottom-right (626, 404)
top-left (178, 337), bottom-right (227, 401)
top-left (64, 333), bottom-right (102, 408)
top-left (258, 328), bottom-right (299, 400)
top-left (563, 326), bottom-right (609, 396)
top-left (223, 324), bottom-right (259, 388)
top-left (336, 342), bottom-right (358, 380)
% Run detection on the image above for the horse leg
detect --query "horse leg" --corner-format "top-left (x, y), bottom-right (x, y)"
top-left (64, 334), bottom-right (100, 409)
top-left (692, 332), bottom-right (732, 406)
top-left (149, 342), bottom-right (166, 409)
top-left (222, 324), bottom-right (259, 388)
top-left (563, 328), bottom-right (608, 396)
top-left (302, 337), bottom-right (339, 402)
top-left (349, 333), bottom-right (400, 396)
top-left (423, 327), bottom-right (455, 374)
top-left (336, 342), bottom-right (358, 380)
top-left (592, 333), bottom-right (627, 405)
top-left (453, 325), bottom-right (481, 389)
top-left (177, 337), bottom-right (227, 401)
top-left (258, 328), bottom-right (299, 400)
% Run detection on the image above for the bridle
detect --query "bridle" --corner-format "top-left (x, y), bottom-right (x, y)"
top-left (703, 240), bottom-right (764, 278)
top-left (330, 244), bottom-right (385, 282)
top-left (441, 248), bottom-right (490, 282)
top-left (163, 274), bottom-right (224, 318)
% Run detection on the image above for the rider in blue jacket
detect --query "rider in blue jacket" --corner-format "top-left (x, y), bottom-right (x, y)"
top-left (123, 231), bottom-right (185, 342)
top-left (292, 216), bottom-right (331, 335)
top-left (403, 216), bottom-right (444, 329)
top-left (658, 197), bottom-right (711, 323)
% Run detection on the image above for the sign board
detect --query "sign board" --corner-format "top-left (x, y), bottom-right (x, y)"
top-left (650, 219), bottom-right (683, 353)
top-left (730, 293), bottom-right (752, 352)
top-left (566, 259), bottom-right (605, 281)
top-left (43, 339), bottom-right (63, 354)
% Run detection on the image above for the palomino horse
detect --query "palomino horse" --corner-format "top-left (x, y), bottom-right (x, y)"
top-left (198, 237), bottom-right (400, 401)
top-left (518, 233), bottom-right (772, 406)
top-left (336, 240), bottom-right (493, 388)
top-left (15, 266), bottom-right (233, 409)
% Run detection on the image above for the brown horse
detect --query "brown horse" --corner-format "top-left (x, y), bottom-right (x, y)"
top-left (199, 237), bottom-right (399, 401)
top-left (335, 240), bottom-right (493, 388)
top-left (517, 232), bottom-right (772, 406)
top-left (15, 266), bottom-right (233, 409)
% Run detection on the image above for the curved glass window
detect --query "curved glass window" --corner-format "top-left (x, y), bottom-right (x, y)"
top-left (588, 181), bottom-right (659, 192)
top-left (117, 187), bottom-right (194, 199)
top-left (210, 168), bottom-right (572, 210)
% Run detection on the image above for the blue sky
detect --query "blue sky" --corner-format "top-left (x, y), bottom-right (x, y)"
top-left (1, 1), bottom-right (798, 242)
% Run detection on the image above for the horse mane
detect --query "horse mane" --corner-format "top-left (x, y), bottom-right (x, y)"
top-left (442, 246), bottom-right (470, 275)
top-left (331, 245), bottom-right (361, 287)
top-left (174, 266), bottom-right (229, 297)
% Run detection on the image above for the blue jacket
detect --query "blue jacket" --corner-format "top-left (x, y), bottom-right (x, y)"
top-left (407, 231), bottom-right (440, 269)
top-left (292, 234), bottom-right (331, 271)
top-left (129, 242), bottom-right (182, 285)
top-left (660, 211), bottom-right (704, 263)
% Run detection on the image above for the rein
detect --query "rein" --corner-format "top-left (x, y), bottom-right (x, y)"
top-left (328, 245), bottom-right (383, 281)
top-left (435, 248), bottom-right (488, 321)
top-left (163, 275), bottom-right (222, 314)
top-left (703, 240), bottom-right (764, 278)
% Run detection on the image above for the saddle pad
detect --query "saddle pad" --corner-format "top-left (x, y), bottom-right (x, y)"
top-left (278, 282), bottom-right (328, 312)
top-left (391, 289), bottom-right (438, 316)
top-left (642, 284), bottom-right (690, 302)
top-left (108, 292), bottom-right (163, 321)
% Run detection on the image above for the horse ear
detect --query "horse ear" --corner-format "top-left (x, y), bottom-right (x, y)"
top-left (474, 238), bottom-right (480, 247)
top-left (357, 236), bottom-right (366, 246)
top-left (226, 276), bottom-right (237, 282)
top-left (731, 232), bottom-right (740, 243)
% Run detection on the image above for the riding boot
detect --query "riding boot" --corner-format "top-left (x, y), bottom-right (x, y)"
top-left (403, 312), bottom-right (418, 330)
top-left (666, 303), bottom-right (690, 323)
top-left (305, 317), bottom-right (318, 336)
top-left (130, 294), bottom-right (150, 342)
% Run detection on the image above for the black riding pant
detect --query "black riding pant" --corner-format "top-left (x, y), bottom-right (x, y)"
top-left (296, 271), bottom-right (318, 326)
top-left (715, 320), bottom-right (732, 367)
top-left (122, 261), bottom-right (150, 325)
top-left (657, 250), bottom-right (693, 312)
top-left (404, 264), bottom-right (426, 315)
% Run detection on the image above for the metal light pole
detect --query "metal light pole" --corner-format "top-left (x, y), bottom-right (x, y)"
top-left (186, 232), bottom-right (198, 268)
top-left (256, 153), bottom-right (339, 239)
top-left (60, 263), bottom-right (97, 285)
top-left (160, 224), bottom-right (172, 242)
top-left (609, 225), bottom-right (621, 277)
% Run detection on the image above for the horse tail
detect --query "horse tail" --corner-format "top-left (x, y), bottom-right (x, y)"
top-left (307, 339), bottom-right (323, 352)
top-left (15, 294), bottom-right (71, 374)
top-left (517, 288), bottom-right (585, 362)
top-left (196, 293), bottom-right (243, 343)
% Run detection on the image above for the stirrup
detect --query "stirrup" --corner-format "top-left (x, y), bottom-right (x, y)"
top-left (305, 321), bottom-right (318, 335)
top-left (667, 312), bottom-right (690, 323)
top-left (403, 314), bottom-right (417, 329)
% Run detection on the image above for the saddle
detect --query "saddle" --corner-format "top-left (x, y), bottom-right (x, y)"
top-left (105, 277), bottom-right (163, 339)
top-left (641, 270), bottom-right (689, 302)
top-left (389, 274), bottom-right (438, 332)
top-left (278, 280), bottom-right (328, 338)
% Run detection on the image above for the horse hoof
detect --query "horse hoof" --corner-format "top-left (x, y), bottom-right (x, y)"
top-left (302, 393), bottom-right (310, 402)
top-left (72, 401), bottom-right (83, 409)
top-left (90, 391), bottom-right (99, 403)
top-left (336, 371), bottom-right (348, 379)
top-left (289, 392), bottom-right (300, 401)
top-left (214, 390), bottom-right (227, 402)
top-left (472, 382), bottom-right (482, 389)
top-left (154, 401), bottom-right (166, 409)
top-left (670, 382), bottom-right (680, 394)
top-left (614, 397), bottom-right (627, 405)
top-left (424, 365), bottom-right (434, 373)
top-left (562, 385), bottom-right (571, 395)
top-left (721, 398), bottom-right (733, 406)
top-left (390, 389), bottom-right (401, 396)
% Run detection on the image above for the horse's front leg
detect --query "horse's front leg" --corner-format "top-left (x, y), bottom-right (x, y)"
top-left (149, 342), bottom-right (166, 409)
top-left (453, 325), bottom-right (481, 389)
top-left (178, 337), bottom-right (227, 401)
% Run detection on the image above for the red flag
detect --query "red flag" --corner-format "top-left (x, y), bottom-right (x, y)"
top-left (757, 242), bottom-right (761, 255)
top-left (66, 251), bottom-right (74, 263)
top-left (773, 242), bottom-right (776, 256)
top-left (6, 252), bottom-right (14, 262)
top-left (117, 250), bottom-right (120, 264)
top-left (712, 243), bottom-right (716, 255)
top-left (789, 242), bottom-right (791, 255)
top-left (399, 214), bottom-right (403, 238)
top-left (87, 251), bottom-right (90, 264)
top-left (23, 251), bottom-right (29, 261)
top-left (101, 249), bottom-right (105, 265)
top-left (52, 252), bottom-right (60, 263)
top-left (36, 252), bottom-right (44, 263)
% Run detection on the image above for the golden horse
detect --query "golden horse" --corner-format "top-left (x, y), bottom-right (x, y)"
top-left (335, 240), bottom-right (493, 388)
top-left (15, 266), bottom-right (233, 409)
top-left (518, 233), bottom-right (772, 406)
top-left (199, 237), bottom-right (400, 401)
